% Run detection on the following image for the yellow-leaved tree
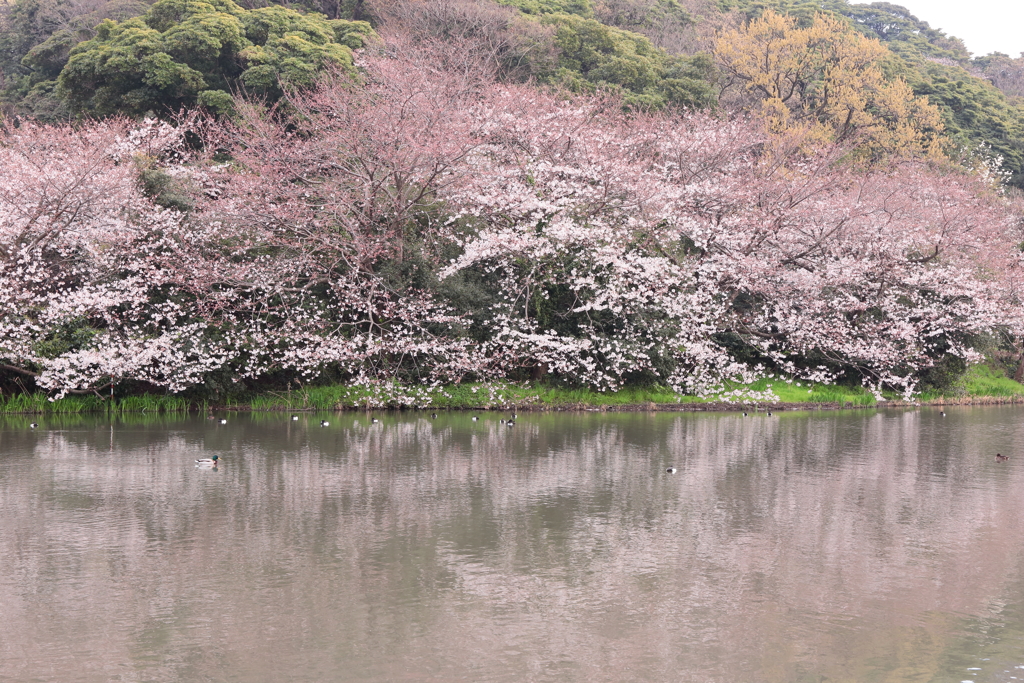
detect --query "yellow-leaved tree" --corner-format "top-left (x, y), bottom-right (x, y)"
top-left (715, 10), bottom-right (944, 159)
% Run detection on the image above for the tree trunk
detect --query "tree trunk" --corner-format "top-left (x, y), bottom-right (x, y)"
top-left (530, 362), bottom-right (548, 381)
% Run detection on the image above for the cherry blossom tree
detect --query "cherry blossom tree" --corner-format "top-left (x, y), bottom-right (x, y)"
top-left (174, 45), bottom-right (503, 388)
top-left (2, 39), bottom-right (1021, 401)
top-left (0, 118), bottom-right (226, 397)
top-left (435, 88), bottom-right (1024, 396)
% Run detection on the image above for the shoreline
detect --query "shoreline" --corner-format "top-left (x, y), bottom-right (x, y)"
top-left (211, 394), bottom-right (1024, 414)
top-left (599, 395), bottom-right (1024, 413)
top-left (5, 391), bottom-right (1024, 416)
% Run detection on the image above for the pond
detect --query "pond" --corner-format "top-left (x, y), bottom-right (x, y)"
top-left (2, 407), bottom-right (1024, 682)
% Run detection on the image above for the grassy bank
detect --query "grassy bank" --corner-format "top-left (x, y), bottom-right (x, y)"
top-left (234, 367), bottom-right (1024, 412)
top-left (233, 380), bottom-right (856, 411)
top-left (0, 393), bottom-right (198, 414)
top-left (4, 365), bottom-right (1023, 414)
top-left (916, 365), bottom-right (1024, 401)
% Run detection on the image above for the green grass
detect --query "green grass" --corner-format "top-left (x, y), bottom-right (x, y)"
top-left (916, 364), bottom-right (1024, 401)
top-left (4, 365), bottom-right (1024, 415)
top-left (235, 381), bottom-right (698, 411)
top-left (110, 394), bottom-right (193, 413)
top-left (965, 366), bottom-right (1024, 396)
top-left (726, 377), bottom-right (879, 406)
top-left (238, 381), bottom-right (538, 411)
top-left (0, 393), bottom-right (199, 414)
top-left (228, 378), bottom-right (881, 411)
top-left (515, 384), bottom-right (685, 406)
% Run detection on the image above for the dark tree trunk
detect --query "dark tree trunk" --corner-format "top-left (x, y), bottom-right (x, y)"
top-left (530, 362), bottom-right (548, 381)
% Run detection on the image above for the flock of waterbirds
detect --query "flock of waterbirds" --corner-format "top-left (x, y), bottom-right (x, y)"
top-left (209, 405), bottom-right (1015, 471)
top-left (185, 409), bottom-right (521, 468)
top-left (22, 407), bottom-right (1010, 468)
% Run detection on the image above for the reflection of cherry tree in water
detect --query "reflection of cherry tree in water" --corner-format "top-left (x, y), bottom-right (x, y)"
top-left (0, 40), bottom-right (1021, 399)
top-left (5, 411), bottom-right (1022, 681)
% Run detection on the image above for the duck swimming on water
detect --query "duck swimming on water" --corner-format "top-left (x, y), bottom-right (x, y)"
top-left (996, 453), bottom-right (1010, 462)
top-left (196, 454), bottom-right (219, 467)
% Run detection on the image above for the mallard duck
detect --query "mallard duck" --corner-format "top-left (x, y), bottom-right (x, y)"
top-left (996, 453), bottom-right (1009, 462)
top-left (196, 455), bottom-right (219, 467)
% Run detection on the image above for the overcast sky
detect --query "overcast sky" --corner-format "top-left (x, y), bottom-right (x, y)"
top-left (877, 0), bottom-right (1024, 57)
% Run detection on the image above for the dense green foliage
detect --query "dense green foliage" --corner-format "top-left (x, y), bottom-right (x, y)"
top-left (1, 0), bottom-right (146, 117)
top-left (909, 62), bottom-right (1024, 186)
top-left (498, 0), bottom-right (594, 14)
top-left (61, 0), bottom-right (372, 116)
top-left (537, 11), bottom-right (714, 109)
top-left (382, 0), bottom-right (715, 111)
top-left (1, 0), bottom-right (373, 117)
